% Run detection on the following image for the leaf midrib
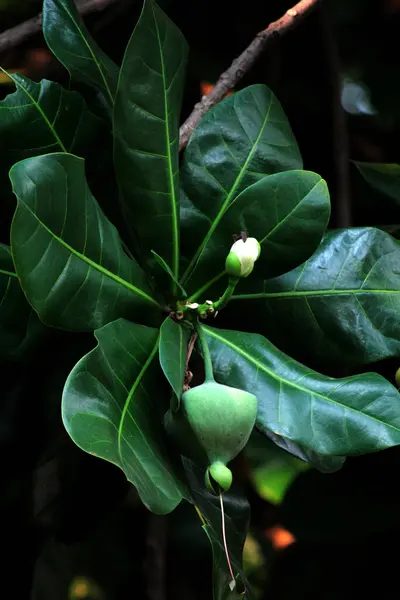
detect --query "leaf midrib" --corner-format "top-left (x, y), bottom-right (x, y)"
top-left (232, 288), bottom-right (400, 300)
top-left (205, 326), bottom-right (400, 433)
top-left (19, 198), bottom-right (159, 308)
top-left (259, 179), bottom-right (323, 244)
top-left (56, 0), bottom-right (114, 105)
top-left (117, 337), bottom-right (159, 460)
top-left (180, 96), bottom-right (273, 285)
top-left (2, 71), bottom-right (67, 153)
top-left (185, 181), bottom-right (318, 303)
top-left (152, 2), bottom-right (179, 283)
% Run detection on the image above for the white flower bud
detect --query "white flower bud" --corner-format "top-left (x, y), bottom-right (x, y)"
top-left (225, 237), bottom-right (261, 278)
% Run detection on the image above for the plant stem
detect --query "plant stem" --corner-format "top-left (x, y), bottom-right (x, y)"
top-left (212, 277), bottom-right (239, 311)
top-left (0, 0), bottom-right (123, 55)
top-left (195, 321), bottom-right (215, 382)
top-left (186, 276), bottom-right (239, 317)
top-left (187, 271), bottom-right (226, 303)
top-left (231, 293), bottom-right (266, 301)
top-left (219, 490), bottom-right (236, 590)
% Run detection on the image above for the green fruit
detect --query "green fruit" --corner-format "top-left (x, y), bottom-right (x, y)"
top-left (163, 407), bottom-right (208, 466)
top-left (206, 462), bottom-right (233, 492)
top-left (181, 381), bottom-right (257, 491)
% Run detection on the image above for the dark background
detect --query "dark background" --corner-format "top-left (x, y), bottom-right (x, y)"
top-left (1, 1), bottom-right (400, 598)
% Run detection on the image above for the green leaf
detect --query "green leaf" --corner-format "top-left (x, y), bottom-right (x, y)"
top-left (183, 170), bottom-right (331, 285)
top-left (204, 527), bottom-right (248, 600)
top-left (151, 250), bottom-right (187, 297)
top-left (262, 431), bottom-right (345, 474)
top-left (62, 318), bottom-right (184, 514)
top-left (0, 244), bottom-right (32, 358)
top-left (355, 161), bottom-right (400, 203)
top-left (180, 84), bottom-right (303, 287)
top-left (10, 153), bottom-right (160, 331)
top-left (159, 317), bottom-right (191, 408)
top-left (43, 0), bottom-right (119, 108)
top-left (233, 228), bottom-right (400, 365)
top-left (204, 325), bottom-right (400, 456)
top-left (0, 74), bottom-right (101, 182)
top-left (113, 0), bottom-right (188, 285)
top-left (184, 459), bottom-right (254, 599)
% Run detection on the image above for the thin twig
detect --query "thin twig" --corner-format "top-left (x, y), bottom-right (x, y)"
top-left (183, 332), bottom-right (197, 391)
top-left (186, 332), bottom-right (198, 371)
top-left (179, 0), bottom-right (322, 151)
top-left (0, 0), bottom-right (121, 55)
top-left (319, 4), bottom-right (352, 227)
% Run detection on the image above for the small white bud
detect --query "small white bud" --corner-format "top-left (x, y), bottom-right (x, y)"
top-left (225, 237), bottom-right (261, 278)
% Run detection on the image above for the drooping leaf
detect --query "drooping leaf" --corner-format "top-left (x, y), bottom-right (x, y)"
top-left (232, 228), bottom-right (400, 366)
top-left (10, 153), bottom-right (160, 331)
top-left (263, 431), bottom-right (345, 474)
top-left (159, 317), bottom-right (191, 408)
top-left (0, 244), bottom-right (32, 358)
top-left (0, 73), bottom-right (101, 158)
top-left (204, 325), bottom-right (400, 456)
top-left (180, 84), bottom-right (303, 287)
top-left (113, 0), bottom-right (188, 286)
top-left (184, 459), bottom-right (254, 600)
top-left (355, 161), bottom-right (400, 204)
top-left (0, 73), bottom-right (102, 212)
top-left (204, 527), bottom-right (248, 600)
top-left (62, 318), bottom-right (184, 514)
top-left (42, 0), bottom-right (119, 109)
top-left (183, 170), bottom-right (330, 285)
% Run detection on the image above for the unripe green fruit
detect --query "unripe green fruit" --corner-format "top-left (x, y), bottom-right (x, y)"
top-left (181, 381), bottom-right (257, 491)
top-left (163, 407), bottom-right (208, 466)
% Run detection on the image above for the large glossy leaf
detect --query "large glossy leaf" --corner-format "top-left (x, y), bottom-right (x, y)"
top-left (204, 325), bottom-right (400, 456)
top-left (0, 73), bottom-right (101, 158)
top-left (232, 228), bottom-right (400, 365)
top-left (0, 244), bottom-right (32, 358)
top-left (0, 72), bottom-right (108, 240)
top-left (183, 170), bottom-right (330, 285)
top-left (62, 319), bottom-right (184, 514)
top-left (263, 430), bottom-right (345, 474)
top-left (180, 84), bottom-right (303, 287)
top-left (159, 317), bottom-right (191, 408)
top-left (113, 0), bottom-right (188, 284)
top-left (42, 0), bottom-right (119, 108)
top-left (355, 161), bottom-right (400, 203)
top-left (10, 153), bottom-right (160, 331)
top-left (184, 459), bottom-right (254, 599)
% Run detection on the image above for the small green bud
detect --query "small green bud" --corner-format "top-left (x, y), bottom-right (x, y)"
top-left (207, 462), bottom-right (233, 492)
top-left (225, 237), bottom-right (261, 278)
